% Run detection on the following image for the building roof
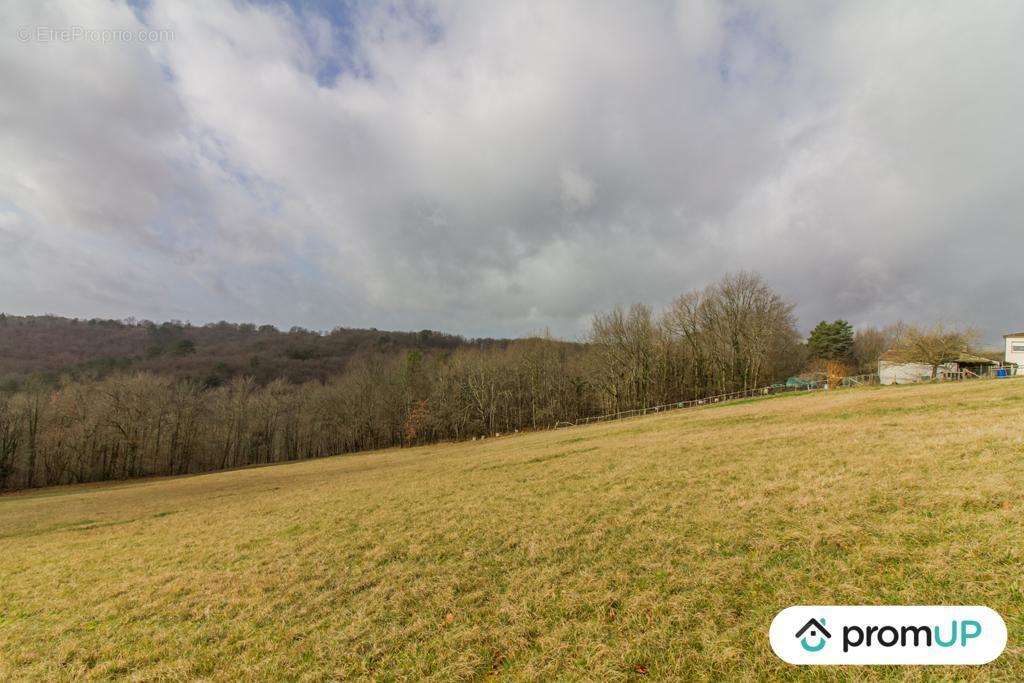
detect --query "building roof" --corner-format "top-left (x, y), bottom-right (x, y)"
top-left (879, 351), bottom-right (997, 365)
top-left (1004, 332), bottom-right (1024, 338)
top-left (879, 352), bottom-right (919, 362)
top-left (955, 353), bottom-right (999, 365)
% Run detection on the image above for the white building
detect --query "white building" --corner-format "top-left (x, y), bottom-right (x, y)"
top-left (878, 353), bottom-right (999, 385)
top-left (878, 360), bottom-right (936, 385)
top-left (1005, 332), bottom-right (1024, 374)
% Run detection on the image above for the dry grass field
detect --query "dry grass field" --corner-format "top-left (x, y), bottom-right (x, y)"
top-left (1, 380), bottom-right (1023, 680)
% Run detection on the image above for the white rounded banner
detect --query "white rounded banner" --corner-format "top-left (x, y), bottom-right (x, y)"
top-left (769, 606), bottom-right (1006, 665)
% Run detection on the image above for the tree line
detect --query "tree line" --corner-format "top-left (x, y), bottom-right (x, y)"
top-left (0, 313), bottom-right (492, 389)
top-left (0, 340), bottom-right (594, 489)
top-left (0, 272), bottom-right (967, 491)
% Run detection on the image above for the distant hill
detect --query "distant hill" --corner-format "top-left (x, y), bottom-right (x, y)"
top-left (0, 313), bottom-right (508, 389)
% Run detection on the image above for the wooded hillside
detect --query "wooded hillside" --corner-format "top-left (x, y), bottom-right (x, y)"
top-left (0, 314), bottom-right (499, 389)
top-left (0, 273), bottom-right (811, 490)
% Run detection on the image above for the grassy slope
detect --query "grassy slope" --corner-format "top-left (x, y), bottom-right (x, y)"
top-left (1, 381), bottom-right (1023, 681)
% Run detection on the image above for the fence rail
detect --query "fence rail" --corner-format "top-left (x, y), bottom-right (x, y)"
top-left (554, 367), bottom-right (1014, 430)
top-left (562, 378), bottom-right (837, 428)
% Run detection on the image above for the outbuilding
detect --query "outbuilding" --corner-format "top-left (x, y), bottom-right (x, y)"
top-left (878, 352), bottom-right (999, 385)
top-left (1005, 332), bottom-right (1024, 375)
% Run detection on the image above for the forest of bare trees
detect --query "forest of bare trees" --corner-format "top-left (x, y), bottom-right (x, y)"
top-left (0, 272), bottom-right (812, 490)
top-left (0, 313), bottom-right (484, 388)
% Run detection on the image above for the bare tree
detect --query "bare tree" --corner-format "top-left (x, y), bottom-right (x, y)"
top-left (663, 272), bottom-right (800, 396)
top-left (887, 323), bottom-right (979, 379)
top-left (589, 303), bottom-right (657, 411)
top-left (851, 325), bottom-right (898, 374)
top-left (0, 396), bottom-right (20, 487)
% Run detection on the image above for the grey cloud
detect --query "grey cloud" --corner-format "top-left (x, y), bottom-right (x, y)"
top-left (1, 0), bottom-right (1021, 343)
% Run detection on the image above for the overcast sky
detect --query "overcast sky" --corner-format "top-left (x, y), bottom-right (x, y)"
top-left (1, 1), bottom-right (1021, 343)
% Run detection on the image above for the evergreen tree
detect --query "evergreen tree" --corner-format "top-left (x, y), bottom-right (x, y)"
top-left (807, 320), bottom-right (854, 361)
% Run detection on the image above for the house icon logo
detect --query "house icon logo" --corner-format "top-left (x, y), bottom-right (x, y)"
top-left (795, 618), bottom-right (831, 652)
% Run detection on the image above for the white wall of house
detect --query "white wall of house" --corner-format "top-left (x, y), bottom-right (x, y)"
top-left (1006, 335), bottom-right (1024, 375)
top-left (879, 360), bottom-right (936, 385)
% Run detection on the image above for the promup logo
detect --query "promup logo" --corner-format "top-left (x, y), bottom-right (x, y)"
top-left (770, 606), bottom-right (1006, 665)
top-left (795, 618), bottom-right (830, 652)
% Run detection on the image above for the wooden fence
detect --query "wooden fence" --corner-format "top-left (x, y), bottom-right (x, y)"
top-left (557, 377), bottom-right (840, 429)
top-left (554, 368), bottom-right (1013, 430)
